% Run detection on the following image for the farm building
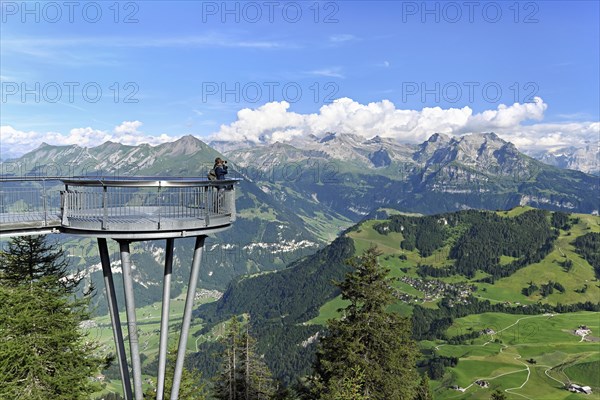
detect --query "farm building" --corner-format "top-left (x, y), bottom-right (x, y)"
top-left (568, 384), bottom-right (593, 395)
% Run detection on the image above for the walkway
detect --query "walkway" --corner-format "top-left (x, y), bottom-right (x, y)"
top-left (0, 177), bottom-right (238, 238)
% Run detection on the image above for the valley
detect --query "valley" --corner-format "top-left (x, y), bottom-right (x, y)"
top-left (191, 207), bottom-right (600, 398)
top-left (2, 133), bottom-right (599, 399)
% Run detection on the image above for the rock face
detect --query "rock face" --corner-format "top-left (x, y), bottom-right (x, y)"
top-left (1, 135), bottom-right (221, 176)
top-left (216, 131), bottom-right (598, 216)
top-left (224, 131), bottom-right (538, 186)
top-left (217, 131), bottom-right (416, 170)
top-left (369, 148), bottom-right (392, 168)
top-left (529, 145), bottom-right (599, 175)
top-left (215, 130), bottom-right (599, 176)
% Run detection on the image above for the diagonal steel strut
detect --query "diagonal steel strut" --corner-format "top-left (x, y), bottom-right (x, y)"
top-left (98, 238), bottom-right (134, 400)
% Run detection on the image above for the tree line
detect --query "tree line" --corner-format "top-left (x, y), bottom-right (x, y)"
top-left (574, 232), bottom-right (600, 278)
top-left (412, 295), bottom-right (600, 341)
top-left (375, 209), bottom-right (561, 280)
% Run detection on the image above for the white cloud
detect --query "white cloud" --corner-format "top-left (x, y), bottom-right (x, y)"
top-left (208, 97), bottom-right (599, 153)
top-left (114, 120), bottom-right (143, 137)
top-left (499, 121), bottom-right (599, 152)
top-left (329, 34), bottom-right (356, 43)
top-left (309, 67), bottom-right (345, 79)
top-left (0, 121), bottom-right (180, 159)
top-left (2, 99), bottom-right (597, 160)
top-left (462, 98), bottom-right (546, 132)
top-left (0, 126), bottom-right (43, 157)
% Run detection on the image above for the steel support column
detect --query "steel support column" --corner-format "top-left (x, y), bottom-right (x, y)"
top-left (119, 240), bottom-right (144, 400)
top-left (170, 235), bottom-right (206, 400)
top-left (98, 238), bottom-right (133, 400)
top-left (156, 238), bottom-right (175, 400)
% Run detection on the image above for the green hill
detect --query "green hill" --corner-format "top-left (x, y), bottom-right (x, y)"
top-left (192, 207), bottom-right (600, 393)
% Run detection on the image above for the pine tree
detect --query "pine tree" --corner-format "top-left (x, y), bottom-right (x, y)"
top-left (309, 247), bottom-right (419, 400)
top-left (0, 235), bottom-right (80, 292)
top-left (213, 316), bottom-right (276, 400)
top-left (0, 235), bottom-right (104, 399)
top-left (143, 347), bottom-right (206, 399)
top-left (0, 282), bottom-right (104, 399)
top-left (490, 390), bottom-right (507, 400)
top-left (414, 374), bottom-right (433, 400)
top-left (323, 365), bottom-right (366, 400)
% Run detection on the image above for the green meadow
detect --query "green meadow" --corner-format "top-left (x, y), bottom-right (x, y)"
top-left (432, 312), bottom-right (600, 399)
top-left (315, 209), bottom-right (600, 317)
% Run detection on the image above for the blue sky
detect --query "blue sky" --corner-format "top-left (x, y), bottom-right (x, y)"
top-left (1, 1), bottom-right (599, 157)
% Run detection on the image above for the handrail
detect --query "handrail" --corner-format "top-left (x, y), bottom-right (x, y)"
top-left (61, 177), bottom-right (240, 188)
top-left (0, 177), bottom-right (239, 237)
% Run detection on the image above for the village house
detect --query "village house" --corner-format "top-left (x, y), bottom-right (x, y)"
top-left (575, 325), bottom-right (592, 337)
top-left (475, 380), bottom-right (489, 388)
top-left (568, 383), bottom-right (593, 395)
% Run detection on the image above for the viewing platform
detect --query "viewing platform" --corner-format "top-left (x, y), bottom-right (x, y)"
top-left (0, 177), bottom-right (238, 238)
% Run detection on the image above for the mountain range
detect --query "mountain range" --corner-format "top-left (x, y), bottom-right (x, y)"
top-left (219, 131), bottom-right (599, 219)
top-left (1, 132), bottom-right (598, 312)
top-left (526, 144), bottom-right (599, 175)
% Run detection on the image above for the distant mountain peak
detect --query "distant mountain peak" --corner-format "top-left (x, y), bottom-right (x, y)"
top-left (429, 132), bottom-right (451, 142)
top-left (178, 134), bottom-right (201, 142)
top-left (365, 135), bottom-right (383, 143)
top-left (154, 135), bottom-right (212, 157)
top-left (481, 131), bottom-right (501, 140)
top-left (319, 132), bottom-right (337, 143)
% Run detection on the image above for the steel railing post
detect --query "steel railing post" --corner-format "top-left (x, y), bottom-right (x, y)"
top-left (102, 185), bottom-right (108, 230)
top-left (42, 179), bottom-right (48, 227)
top-left (157, 184), bottom-right (162, 230)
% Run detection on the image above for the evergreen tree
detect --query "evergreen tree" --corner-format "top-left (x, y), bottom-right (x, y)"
top-left (413, 374), bottom-right (433, 400)
top-left (213, 316), bottom-right (276, 400)
top-left (490, 389), bottom-right (507, 400)
top-left (323, 365), bottom-right (366, 400)
top-left (0, 235), bottom-right (80, 292)
top-left (0, 282), bottom-right (104, 399)
top-left (309, 247), bottom-right (419, 400)
top-left (143, 347), bottom-right (206, 399)
top-left (0, 235), bottom-right (104, 399)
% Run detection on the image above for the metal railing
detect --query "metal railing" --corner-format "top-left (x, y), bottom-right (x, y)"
top-left (0, 178), bottom-right (63, 233)
top-left (0, 177), bottom-right (238, 236)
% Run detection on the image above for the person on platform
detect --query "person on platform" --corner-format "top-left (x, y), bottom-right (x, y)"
top-left (214, 158), bottom-right (228, 180)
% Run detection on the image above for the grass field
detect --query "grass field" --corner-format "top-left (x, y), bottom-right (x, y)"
top-left (312, 209), bottom-right (600, 319)
top-left (430, 312), bottom-right (600, 399)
